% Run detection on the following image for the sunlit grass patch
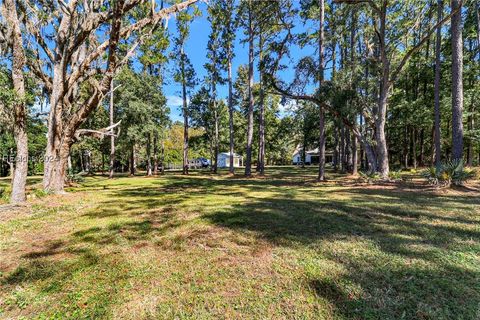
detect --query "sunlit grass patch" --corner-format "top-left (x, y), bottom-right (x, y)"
top-left (1, 167), bottom-right (479, 319)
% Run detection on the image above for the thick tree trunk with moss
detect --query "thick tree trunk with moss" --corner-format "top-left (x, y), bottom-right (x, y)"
top-left (109, 78), bottom-right (115, 179)
top-left (38, 1), bottom-right (197, 191)
top-left (5, 0), bottom-right (28, 204)
top-left (375, 83), bottom-right (390, 179)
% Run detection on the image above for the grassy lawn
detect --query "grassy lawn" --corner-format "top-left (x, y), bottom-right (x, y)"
top-left (0, 167), bottom-right (479, 319)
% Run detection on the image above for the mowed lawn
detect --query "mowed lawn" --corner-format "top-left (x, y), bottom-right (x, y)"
top-left (0, 167), bottom-right (479, 319)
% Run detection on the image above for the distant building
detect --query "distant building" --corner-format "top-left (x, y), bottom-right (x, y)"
top-left (292, 147), bottom-right (333, 165)
top-left (217, 152), bottom-right (243, 168)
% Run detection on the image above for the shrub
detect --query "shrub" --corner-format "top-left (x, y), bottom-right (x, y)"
top-left (33, 188), bottom-right (50, 199)
top-left (67, 172), bottom-right (85, 183)
top-left (359, 171), bottom-right (380, 183)
top-left (0, 186), bottom-right (11, 202)
top-left (388, 170), bottom-right (402, 181)
top-left (422, 160), bottom-right (475, 187)
top-left (422, 167), bottom-right (441, 186)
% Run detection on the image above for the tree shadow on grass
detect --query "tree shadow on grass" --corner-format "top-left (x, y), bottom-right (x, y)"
top-left (2, 244), bottom-right (127, 318)
top-left (1, 208), bottom-right (182, 318)
top-left (204, 189), bottom-right (480, 319)
top-left (2, 172), bottom-right (479, 318)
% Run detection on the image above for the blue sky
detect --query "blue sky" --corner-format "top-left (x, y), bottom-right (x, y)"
top-left (163, 3), bottom-right (318, 122)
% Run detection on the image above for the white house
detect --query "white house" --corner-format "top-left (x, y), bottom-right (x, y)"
top-left (217, 152), bottom-right (243, 168)
top-left (292, 147), bottom-right (333, 165)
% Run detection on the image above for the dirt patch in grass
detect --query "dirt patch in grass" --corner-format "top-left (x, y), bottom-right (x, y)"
top-left (0, 204), bottom-right (30, 220)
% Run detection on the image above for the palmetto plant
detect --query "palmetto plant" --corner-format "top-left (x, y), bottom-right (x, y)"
top-left (423, 160), bottom-right (475, 187)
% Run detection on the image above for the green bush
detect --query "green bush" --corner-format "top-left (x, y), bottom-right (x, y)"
top-left (33, 188), bottom-right (50, 199)
top-left (359, 171), bottom-right (380, 183)
top-left (422, 160), bottom-right (475, 187)
top-left (67, 172), bottom-right (85, 183)
top-left (0, 186), bottom-right (10, 202)
top-left (388, 170), bottom-right (402, 181)
top-left (422, 167), bottom-right (441, 186)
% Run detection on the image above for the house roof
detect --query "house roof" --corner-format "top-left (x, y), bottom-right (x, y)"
top-left (293, 148), bottom-right (319, 156)
top-left (218, 152), bottom-right (242, 158)
top-left (293, 148), bottom-right (333, 157)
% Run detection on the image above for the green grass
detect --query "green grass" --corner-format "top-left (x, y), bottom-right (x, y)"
top-left (0, 167), bottom-right (479, 319)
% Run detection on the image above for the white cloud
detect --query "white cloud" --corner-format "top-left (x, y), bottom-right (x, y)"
top-left (278, 99), bottom-right (298, 114)
top-left (166, 95), bottom-right (185, 108)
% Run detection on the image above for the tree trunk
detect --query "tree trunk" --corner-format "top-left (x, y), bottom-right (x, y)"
top-left (373, 3), bottom-right (390, 179)
top-left (43, 7), bottom-right (71, 193)
top-left (5, 0), bottom-right (29, 204)
top-left (245, 2), bottom-right (254, 177)
top-left (213, 100), bottom-right (219, 174)
top-left (349, 8), bottom-right (357, 176)
top-left (79, 150), bottom-right (84, 172)
top-left (318, 111), bottom-right (326, 181)
top-left (467, 102), bottom-right (474, 166)
top-left (85, 150), bottom-right (91, 174)
top-left (101, 153), bottom-right (105, 175)
top-left (434, 0), bottom-right (443, 168)
top-left (362, 139), bottom-right (377, 173)
top-left (39, 0), bottom-right (188, 190)
top-left (375, 84), bottom-right (390, 178)
top-left (130, 143), bottom-right (136, 176)
top-left (67, 155), bottom-right (72, 175)
top-left (451, 0), bottom-right (464, 162)
top-left (412, 128), bottom-right (417, 169)
top-left (8, 150), bottom-right (14, 185)
top-left (352, 133), bottom-right (358, 175)
top-left (403, 126), bottom-right (409, 169)
top-left (476, 0), bottom-right (480, 62)
top-left (228, 42), bottom-right (235, 174)
top-left (181, 44), bottom-right (189, 175)
top-left (153, 132), bottom-right (159, 175)
top-left (160, 138), bottom-right (165, 174)
top-left (346, 126), bottom-right (352, 170)
top-left (340, 124), bottom-right (346, 173)
top-left (351, 128), bottom-right (377, 173)
top-left (359, 115), bottom-right (365, 170)
top-left (258, 34), bottom-right (266, 176)
top-left (146, 133), bottom-right (152, 176)
top-left (476, 0), bottom-right (480, 61)
top-left (317, 0), bottom-right (326, 181)
top-left (419, 128), bottom-right (425, 167)
top-left (333, 125), bottom-right (339, 171)
top-left (109, 78), bottom-right (115, 179)
top-left (44, 141), bottom-right (70, 193)
top-left (302, 121), bottom-right (307, 168)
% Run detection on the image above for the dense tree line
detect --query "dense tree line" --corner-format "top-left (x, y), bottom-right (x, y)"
top-left (267, 0), bottom-right (479, 179)
top-left (0, 0), bottom-right (479, 204)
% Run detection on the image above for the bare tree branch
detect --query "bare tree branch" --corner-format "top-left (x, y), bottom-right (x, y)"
top-left (74, 120), bottom-right (122, 140)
